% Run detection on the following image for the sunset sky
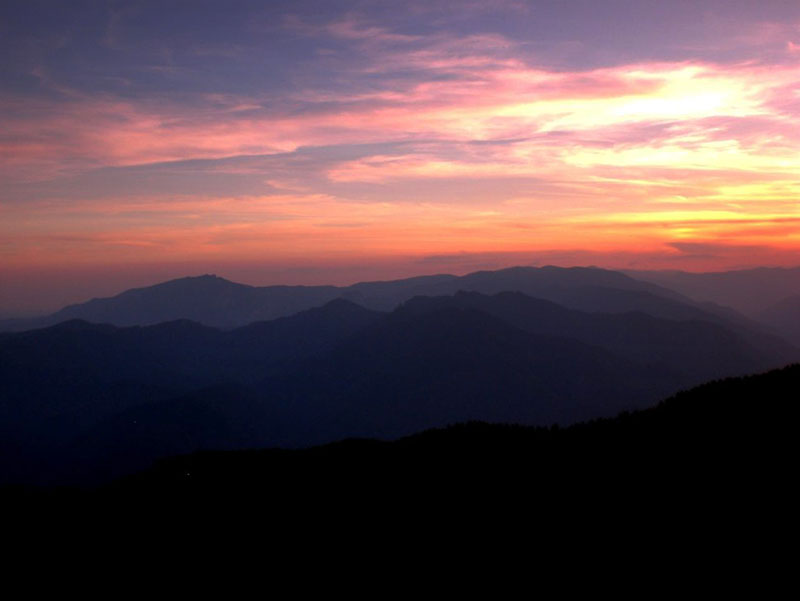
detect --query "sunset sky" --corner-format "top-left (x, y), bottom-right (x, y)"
top-left (2, 0), bottom-right (800, 314)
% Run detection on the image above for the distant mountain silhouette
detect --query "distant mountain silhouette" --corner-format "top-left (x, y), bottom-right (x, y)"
top-left (31, 275), bottom-right (345, 329)
top-left (0, 265), bottom-right (750, 331)
top-left (2, 290), bottom-right (795, 485)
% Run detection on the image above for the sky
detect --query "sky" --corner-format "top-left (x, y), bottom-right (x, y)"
top-left (1, 0), bottom-right (800, 315)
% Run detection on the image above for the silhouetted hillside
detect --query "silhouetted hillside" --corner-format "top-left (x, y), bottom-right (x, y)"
top-left (6, 361), bottom-right (796, 540)
top-left (80, 364), bottom-right (800, 522)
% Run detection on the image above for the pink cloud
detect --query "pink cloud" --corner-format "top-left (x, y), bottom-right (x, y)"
top-left (4, 22), bottom-right (800, 280)
top-left (4, 51), bottom-right (798, 183)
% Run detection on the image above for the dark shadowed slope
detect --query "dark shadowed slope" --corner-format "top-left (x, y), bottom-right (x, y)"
top-left (95, 364), bottom-right (798, 525)
top-left (10, 365), bottom-right (794, 546)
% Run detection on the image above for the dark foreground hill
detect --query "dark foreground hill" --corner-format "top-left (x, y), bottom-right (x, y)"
top-left (8, 365), bottom-right (796, 534)
top-left (126, 362), bottom-right (799, 491)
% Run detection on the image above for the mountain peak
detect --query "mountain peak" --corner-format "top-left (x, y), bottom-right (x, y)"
top-left (129, 274), bottom-right (251, 295)
top-left (167, 273), bottom-right (236, 285)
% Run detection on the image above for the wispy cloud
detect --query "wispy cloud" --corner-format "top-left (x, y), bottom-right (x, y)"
top-left (3, 7), bottom-right (800, 280)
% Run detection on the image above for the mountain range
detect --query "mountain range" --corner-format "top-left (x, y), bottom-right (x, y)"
top-left (1, 265), bottom-right (797, 485)
top-left (0, 265), bottom-right (755, 330)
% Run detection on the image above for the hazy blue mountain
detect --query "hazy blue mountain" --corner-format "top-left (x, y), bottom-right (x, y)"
top-left (0, 265), bottom-right (748, 331)
top-left (127, 363), bottom-right (800, 499)
top-left (625, 266), bottom-right (800, 315)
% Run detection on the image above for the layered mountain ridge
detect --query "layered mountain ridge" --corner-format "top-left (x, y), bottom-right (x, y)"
top-left (0, 265), bottom-right (737, 331)
top-left (2, 278), bottom-right (796, 485)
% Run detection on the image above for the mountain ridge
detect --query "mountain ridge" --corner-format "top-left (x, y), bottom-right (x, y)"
top-left (0, 265), bottom-right (762, 332)
top-left (3, 289), bottom-right (796, 486)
